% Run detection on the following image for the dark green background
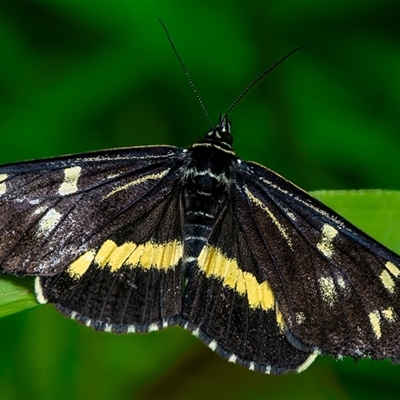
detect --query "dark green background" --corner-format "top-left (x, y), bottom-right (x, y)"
top-left (0, 2), bottom-right (399, 399)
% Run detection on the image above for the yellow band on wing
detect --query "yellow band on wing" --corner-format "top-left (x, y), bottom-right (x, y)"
top-left (198, 245), bottom-right (275, 312)
top-left (67, 239), bottom-right (183, 277)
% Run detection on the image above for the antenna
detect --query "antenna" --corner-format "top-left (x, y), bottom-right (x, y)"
top-left (159, 19), bottom-right (212, 129)
top-left (222, 44), bottom-right (308, 119)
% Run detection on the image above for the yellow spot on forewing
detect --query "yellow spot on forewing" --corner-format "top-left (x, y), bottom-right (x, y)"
top-left (198, 245), bottom-right (275, 311)
top-left (38, 208), bottom-right (62, 233)
top-left (245, 187), bottom-right (293, 249)
top-left (386, 261), bottom-right (400, 277)
top-left (67, 249), bottom-right (96, 278)
top-left (0, 173), bottom-right (7, 196)
top-left (380, 270), bottom-right (396, 293)
top-left (369, 310), bottom-right (381, 339)
top-left (103, 169), bottom-right (170, 200)
top-left (59, 166), bottom-right (81, 195)
top-left (94, 239), bottom-right (182, 272)
top-left (319, 276), bottom-right (337, 307)
top-left (316, 224), bottom-right (338, 258)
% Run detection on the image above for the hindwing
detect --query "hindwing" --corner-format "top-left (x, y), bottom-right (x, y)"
top-left (236, 160), bottom-right (400, 361)
top-left (38, 185), bottom-right (184, 332)
top-left (181, 198), bottom-right (318, 373)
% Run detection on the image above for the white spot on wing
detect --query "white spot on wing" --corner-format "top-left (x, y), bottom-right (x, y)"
top-left (296, 312), bottom-right (306, 325)
top-left (32, 206), bottom-right (47, 216)
top-left (59, 166), bottom-right (81, 195)
top-left (127, 326), bottom-right (136, 333)
top-left (192, 328), bottom-right (200, 337)
top-left (208, 340), bottom-right (217, 351)
top-left (336, 274), bottom-right (347, 290)
top-left (0, 173), bottom-right (8, 196)
top-left (296, 352), bottom-right (319, 373)
top-left (38, 208), bottom-right (62, 234)
top-left (319, 276), bottom-right (337, 307)
top-left (316, 224), bottom-right (338, 258)
top-left (228, 354), bottom-right (237, 363)
top-left (148, 323), bottom-right (159, 332)
top-left (34, 277), bottom-right (47, 304)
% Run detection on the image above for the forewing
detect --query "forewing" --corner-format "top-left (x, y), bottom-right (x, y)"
top-left (236, 160), bottom-right (400, 361)
top-left (0, 146), bottom-right (184, 275)
top-left (182, 199), bottom-right (317, 374)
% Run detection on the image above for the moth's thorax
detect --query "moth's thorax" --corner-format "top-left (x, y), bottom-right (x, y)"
top-left (183, 140), bottom-right (238, 194)
top-left (181, 140), bottom-right (238, 262)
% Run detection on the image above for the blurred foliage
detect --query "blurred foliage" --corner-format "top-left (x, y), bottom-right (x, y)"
top-left (0, 2), bottom-right (400, 399)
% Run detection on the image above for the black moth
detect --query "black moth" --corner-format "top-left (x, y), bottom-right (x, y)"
top-left (1, 38), bottom-right (400, 375)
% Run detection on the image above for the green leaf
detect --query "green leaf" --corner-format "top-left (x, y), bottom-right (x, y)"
top-left (312, 190), bottom-right (400, 253)
top-left (0, 190), bottom-right (399, 320)
top-left (0, 275), bottom-right (36, 318)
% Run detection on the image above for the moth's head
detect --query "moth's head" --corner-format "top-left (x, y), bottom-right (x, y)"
top-left (205, 115), bottom-right (233, 147)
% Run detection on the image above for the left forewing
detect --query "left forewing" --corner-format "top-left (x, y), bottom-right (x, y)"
top-left (0, 146), bottom-right (184, 275)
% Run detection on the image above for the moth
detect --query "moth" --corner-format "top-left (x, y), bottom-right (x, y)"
top-left (0, 31), bottom-right (399, 374)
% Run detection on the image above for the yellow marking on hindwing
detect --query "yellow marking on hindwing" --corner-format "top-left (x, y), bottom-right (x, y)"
top-left (275, 308), bottom-right (285, 333)
top-left (198, 245), bottom-right (275, 311)
top-left (245, 187), bottom-right (293, 249)
top-left (319, 276), bottom-right (337, 307)
top-left (103, 169), bottom-right (170, 200)
top-left (94, 239), bottom-right (183, 272)
top-left (67, 249), bottom-right (97, 278)
top-left (38, 208), bottom-right (62, 234)
top-left (369, 310), bottom-right (381, 339)
top-left (59, 166), bottom-right (81, 195)
top-left (316, 224), bottom-right (338, 258)
top-left (380, 270), bottom-right (396, 293)
top-left (382, 307), bottom-right (396, 323)
top-left (0, 173), bottom-right (8, 196)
